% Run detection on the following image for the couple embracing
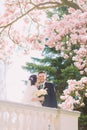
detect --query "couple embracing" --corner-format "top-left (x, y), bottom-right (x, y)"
top-left (22, 71), bottom-right (57, 108)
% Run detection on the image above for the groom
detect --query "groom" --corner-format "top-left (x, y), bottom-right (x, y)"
top-left (37, 71), bottom-right (57, 108)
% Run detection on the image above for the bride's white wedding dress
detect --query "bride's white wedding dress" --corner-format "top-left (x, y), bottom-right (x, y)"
top-left (20, 84), bottom-right (43, 130)
top-left (21, 83), bottom-right (54, 130)
top-left (22, 84), bottom-right (42, 107)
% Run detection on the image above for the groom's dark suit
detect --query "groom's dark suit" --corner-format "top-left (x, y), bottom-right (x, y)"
top-left (40, 82), bottom-right (57, 108)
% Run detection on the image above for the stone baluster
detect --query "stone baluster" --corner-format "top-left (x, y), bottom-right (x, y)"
top-left (0, 100), bottom-right (80, 130)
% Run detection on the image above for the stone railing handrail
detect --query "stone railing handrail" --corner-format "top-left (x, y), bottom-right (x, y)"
top-left (0, 100), bottom-right (80, 130)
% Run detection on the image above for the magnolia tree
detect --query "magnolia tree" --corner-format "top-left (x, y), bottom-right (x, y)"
top-left (0, 0), bottom-right (87, 110)
top-left (59, 77), bottom-right (87, 110)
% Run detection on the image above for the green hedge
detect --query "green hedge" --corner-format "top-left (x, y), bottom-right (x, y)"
top-left (79, 114), bottom-right (87, 130)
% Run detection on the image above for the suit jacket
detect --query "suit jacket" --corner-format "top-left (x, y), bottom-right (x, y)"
top-left (42, 82), bottom-right (57, 108)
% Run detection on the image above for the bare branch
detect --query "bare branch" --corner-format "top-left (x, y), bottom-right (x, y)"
top-left (61, 0), bottom-right (83, 10)
top-left (0, 1), bottom-right (83, 35)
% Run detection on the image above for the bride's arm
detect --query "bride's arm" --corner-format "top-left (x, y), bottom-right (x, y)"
top-left (31, 96), bottom-right (44, 102)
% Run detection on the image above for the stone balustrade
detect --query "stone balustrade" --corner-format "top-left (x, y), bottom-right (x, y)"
top-left (0, 100), bottom-right (80, 130)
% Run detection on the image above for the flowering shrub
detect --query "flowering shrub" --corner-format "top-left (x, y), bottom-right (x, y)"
top-left (58, 77), bottom-right (87, 110)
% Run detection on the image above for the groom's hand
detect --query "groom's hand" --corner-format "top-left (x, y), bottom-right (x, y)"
top-left (39, 96), bottom-right (45, 101)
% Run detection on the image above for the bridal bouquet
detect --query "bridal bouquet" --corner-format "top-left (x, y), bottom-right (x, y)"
top-left (36, 88), bottom-right (48, 97)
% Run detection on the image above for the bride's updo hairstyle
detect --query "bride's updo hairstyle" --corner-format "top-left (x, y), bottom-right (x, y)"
top-left (29, 74), bottom-right (37, 85)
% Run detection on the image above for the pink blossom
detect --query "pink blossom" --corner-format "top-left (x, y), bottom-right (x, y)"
top-left (84, 68), bottom-right (87, 73)
top-left (80, 103), bottom-right (85, 107)
top-left (68, 7), bottom-right (76, 13)
top-left (85, 93), bottom-right (87, 97)
top-left (80, 71), bottom-right (84, 75)
top-left (81, 77), bottom-right (87, 84)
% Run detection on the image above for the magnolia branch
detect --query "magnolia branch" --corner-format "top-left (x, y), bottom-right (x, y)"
top-left (0, 1), bottom-right (82, 26)
top-left (61, 0), bottom-right (82, 10)
top-left (31, 1), bottom-right (82, 10)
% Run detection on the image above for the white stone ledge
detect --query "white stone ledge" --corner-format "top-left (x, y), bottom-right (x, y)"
top-left (0, 100), bottom-right (80, 130)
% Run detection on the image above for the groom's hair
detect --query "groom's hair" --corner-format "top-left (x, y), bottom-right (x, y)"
top-left (38, 71), bottom-right (46, 75)
top-left (29, 74), bottom-right (37, 85)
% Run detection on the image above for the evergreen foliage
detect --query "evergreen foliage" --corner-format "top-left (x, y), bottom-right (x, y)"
top-left (22, 45), bottom-right (81, 99)
top-left (22, 45), bottom-right (86, 130)
top-left (79, 113), bottom-right (87, 130)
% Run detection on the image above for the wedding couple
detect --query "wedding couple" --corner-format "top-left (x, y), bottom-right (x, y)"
top-left (22, 71), bottom-right (57, 108)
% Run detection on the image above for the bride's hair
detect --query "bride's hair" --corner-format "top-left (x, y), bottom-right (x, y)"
top-left (29, 74), bottom-right (37, 85)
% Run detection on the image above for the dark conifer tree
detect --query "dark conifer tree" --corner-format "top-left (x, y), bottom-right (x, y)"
top-left (22, 45), bottom-right (81, 99)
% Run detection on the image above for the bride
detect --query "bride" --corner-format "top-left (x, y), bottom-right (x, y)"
top-left (22, 74), bottom-right (44, 106)
top-left (20, 74), bottom-right (52, 130)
